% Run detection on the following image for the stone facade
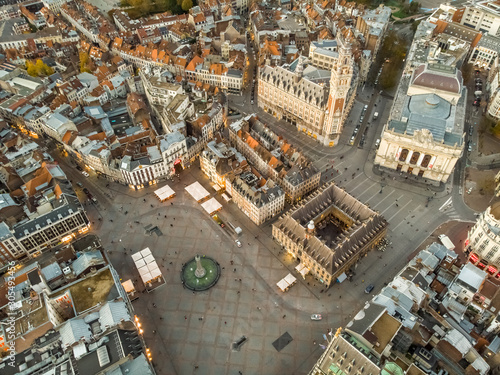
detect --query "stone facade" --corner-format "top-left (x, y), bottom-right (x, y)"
top-left (272, 183), bottom-right (388, 288)
top-left (258, 36), bottom-right (357, 147)
top-left (467, 203), bottom-right (500, 277)
top-left (374, 63), bottom-right (466, 184)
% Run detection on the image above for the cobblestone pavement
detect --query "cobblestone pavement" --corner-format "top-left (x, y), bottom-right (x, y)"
top-left (86, 163), bottom-right (376, 375)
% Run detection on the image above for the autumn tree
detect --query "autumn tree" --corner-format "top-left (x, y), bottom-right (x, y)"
top-left (79, 52), bottom-right (91, 73)
top-left (26, 60), bottom-right (37, 76)
top-left (181, 0), bottom-right (193, 11)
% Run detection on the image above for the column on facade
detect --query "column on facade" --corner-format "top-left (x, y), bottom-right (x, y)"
top-left (405, 150), bottom-right (413, 164)
top-left (416, 152), bottom-right (425, 167)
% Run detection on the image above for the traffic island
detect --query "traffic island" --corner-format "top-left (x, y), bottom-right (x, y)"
top-left (181, 255), bottom-right (221, 291)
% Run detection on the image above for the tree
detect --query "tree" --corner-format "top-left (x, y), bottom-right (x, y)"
top-left (478, 177), bottom-right (495, 195)
top-left (35, 59), bottom-right (45, 75)
top-left (492, 121), bottom-right (500, 137)
top-left (409, 1), bottom-right (421, 14)
top-left (79, 52), bottom-right (90, 73)
top-left (26, 60), bottom-right (37, 76)
top-left (181, 0), bottom-right (192, 11)
top-left (410, 19), bottom-right (421, 33)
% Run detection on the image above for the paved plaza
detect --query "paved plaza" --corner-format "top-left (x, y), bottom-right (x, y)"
top-left (75, 162), bottom-right (397, 374)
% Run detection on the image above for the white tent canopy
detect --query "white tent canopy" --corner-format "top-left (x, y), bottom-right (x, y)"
top-left (132, 247), bottom-right (164, 285)
top-left (121, 279), bottom-right (135, 293)
top-left (141, 247), bottom-right (152, 257)
top-left (141, 272), bottom-right (152, 283)
top-left (212, 184), bottom-right (222, 191)
top-left (296, 263), bottom-right (309, 278)
top-left (284, 273), bottom-right (297, 285)
top-left (277, 279), bottom-right (289, 292)
top-left (185, 181), bottom-right (210, 202)
top-left (201, 198), bottom-right (222, 215)
top-left (154, 184), bottom-right (175, 201)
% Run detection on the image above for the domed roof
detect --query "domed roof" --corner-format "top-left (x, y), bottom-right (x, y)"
top-left (425, 94), bottom-right (440, 106)
top-left (411, 63), bottom-right (462, 94)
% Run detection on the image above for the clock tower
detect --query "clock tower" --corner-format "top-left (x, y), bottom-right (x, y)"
top-left (324, 35), bottom-right (354, 146)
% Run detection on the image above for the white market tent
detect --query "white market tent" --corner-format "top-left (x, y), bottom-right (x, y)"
top-left (222, 193), bottom-right (231, 202)
top-left (277, 279), bottom-right (289, 292)
top-left (185, 181), bottom-right (210, 202)
top-left (132, 247), bottom-right (163, 285)
top-left (154, 184), bottom-right (175, 201)
top-left (212, 184), bottom-right (222, 191)
top-left (121, 279), bottom-right (135, 293)
top-left (284, 273), bottom-right (297, 286)
top-left (201, 198), bottom-right (222, 215)
top-left (295, 263), bottom-right (309, 278)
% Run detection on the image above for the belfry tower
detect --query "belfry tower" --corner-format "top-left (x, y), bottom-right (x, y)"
top-left (324, 35), bottom-right (354, 146)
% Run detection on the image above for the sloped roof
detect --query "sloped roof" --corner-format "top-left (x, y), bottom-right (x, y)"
top-left (60, 319), bottom-right (92, 347)
top-left (99, 301), bottom-right (131, 331)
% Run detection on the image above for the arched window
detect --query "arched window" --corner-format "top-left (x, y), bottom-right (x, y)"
top-left (399, 149), bottom-right (409, 162)
top-left (409, 152), bottom-right (420, 165)
top-left (421, 154), bottom-right (432, 168)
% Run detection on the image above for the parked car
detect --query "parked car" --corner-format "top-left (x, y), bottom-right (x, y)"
top-left (468, 142), bottom-right (473, 152)
top-left (76, 182), bottom-right (84, 188)
top-left (375, 139), bottom-right (381, 148)
top-left (469, 126), bottom-right (473, 136)
top-left (349, 136), bottom-right (355, 145)
top-left (76, 165), bottom-right (83, 171)
top-left (235, 239), bottom-right (242, 247)
top-left (82, 171), bottom-right (89, 177)
top-left (473, 99), bottom-right (480, 107)
top-left (311, 314), bottom-right (322, 321)
top-left (365, 284), bottom-right (375, 294)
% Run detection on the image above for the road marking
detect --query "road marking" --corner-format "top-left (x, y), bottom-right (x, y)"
top-left (355, 181), bottom-right (378, 197)
top-left (439, 197), bottom-right (453, 211)
top-left (387, 200), bottom-right (413, 222)
top-left (371, 189), bottom-right (395, 208)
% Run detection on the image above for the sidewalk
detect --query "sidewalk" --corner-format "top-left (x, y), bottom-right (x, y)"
top-left (362, 156), bottom-right (451, 200)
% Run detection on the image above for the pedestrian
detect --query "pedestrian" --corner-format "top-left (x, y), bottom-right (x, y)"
top-left (283, 315), bottom-right (286, 319)
top-left (185, 315), bottom-right (187, 320)
top-left (224, 321), bottom-right (227, 325)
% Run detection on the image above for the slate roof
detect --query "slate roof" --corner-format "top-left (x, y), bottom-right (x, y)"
top-left (60, 319), bottom-right (92, 347)
top-left (99, 301), bottom-right (131, 331)
top-left (274, 184), bottom-right (388, 276)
